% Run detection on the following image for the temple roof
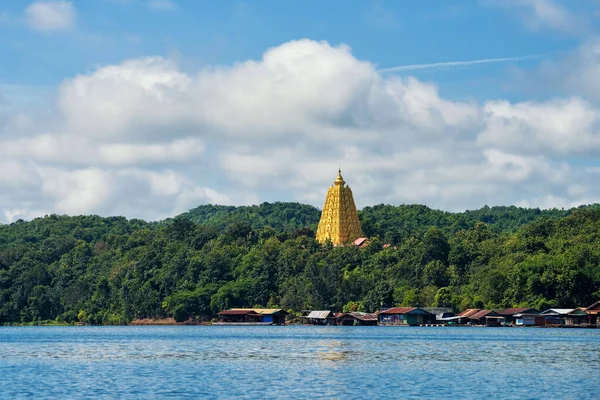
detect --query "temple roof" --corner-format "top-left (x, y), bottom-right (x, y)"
top-left (334, 169), bottom-right (345, 186)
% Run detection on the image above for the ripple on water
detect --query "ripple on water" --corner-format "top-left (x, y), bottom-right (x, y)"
top-left (1, 326), bottom-right (599, 399)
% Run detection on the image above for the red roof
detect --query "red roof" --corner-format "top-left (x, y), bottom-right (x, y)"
top-left (469, 310), bottom-right (501, 320)
top-left (354, 237), bottom-right (367, 246)
top-left (377, 307), bottom-right (416, 315)
top-left (458, 309), bottom-right (481, 318)
top-left (341, 312), bottom-right (378, 321)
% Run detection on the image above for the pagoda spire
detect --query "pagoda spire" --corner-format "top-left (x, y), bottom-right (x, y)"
top-left (316, 169), bottom-right (363, 246)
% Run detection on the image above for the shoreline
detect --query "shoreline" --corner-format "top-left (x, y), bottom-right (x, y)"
top-left (2, 319), bottom-right (598, 328)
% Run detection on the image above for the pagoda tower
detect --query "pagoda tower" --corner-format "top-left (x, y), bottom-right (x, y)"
top-left (316, 169), bottom-right (363, 245)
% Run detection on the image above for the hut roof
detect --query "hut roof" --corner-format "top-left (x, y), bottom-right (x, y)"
top-left (469, 310), bottom-right (501, 320)
top-left (343, 312), bottom-right (378, 321)
top-left (376, 307), bottom-right (415, 315)
top-left (458, 309), bottom-right (481, 318)
top-left (585, 300), bottom-right (600, 313)
top-left (307, 311), bottom-right (334, 319)
top-left (541, 308), bottom-right (575, 315)
top-left (354, 237), bottom-right (368, 246)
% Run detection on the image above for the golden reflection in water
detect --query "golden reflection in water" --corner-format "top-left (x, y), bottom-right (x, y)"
top-left (314, 340), bottom-right (351, 363)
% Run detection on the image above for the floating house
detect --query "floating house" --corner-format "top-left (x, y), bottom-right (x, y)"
top-left (468, 310), bottom-right (505, 326)
top-left (497, 308), bottom-right (539, 325)
top-left (337, 312), bottom-right (378, 326)
top-left (216, 309), bottom-right (264, 324)
top-left (514, 313), bottom-right (546, 326)
top-left (540, 309), bottom-right (583, 325)
top-left (304, 310), bottom-right (336, 325)
top-left (217, 308), bottom-right (288, 325)
top-left (376, 307), bottom-right (436, 326)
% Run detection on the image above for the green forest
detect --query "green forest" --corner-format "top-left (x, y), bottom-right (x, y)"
top-left (1, 202), bottom-right (600, 325)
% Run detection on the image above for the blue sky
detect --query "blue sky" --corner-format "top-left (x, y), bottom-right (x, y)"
top-left (1, 1), bottom-right (592, 97)
top-left (1, 0), bottom-right (600, 221)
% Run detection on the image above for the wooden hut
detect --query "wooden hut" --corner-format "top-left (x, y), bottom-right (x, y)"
top-left (565, 309), bottom-right (589, 326)
top-left (337, 312), bottom-right (378, 326)
top-left (468, 310), bottom-right (505, 326)
top-left (304, 310), bottom-right (336, 325)
top-left (217, 309), bottom-right (263, 324)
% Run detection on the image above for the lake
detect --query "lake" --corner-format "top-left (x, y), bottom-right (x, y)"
top-left (1, 326), bottom-right (599, 399)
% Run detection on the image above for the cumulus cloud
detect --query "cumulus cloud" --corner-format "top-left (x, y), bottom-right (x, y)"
top-left (0, 135), bottom-right (206, 166)
top-left (25, 1), bottom-right (76, 32)
top-left (2, 39), bottom-right (600, 222)
top-left (478, 97), bottom-right (600, 155)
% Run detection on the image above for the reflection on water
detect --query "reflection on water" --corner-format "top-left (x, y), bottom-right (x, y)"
top-left (1, 326), bottom-right (599, 399)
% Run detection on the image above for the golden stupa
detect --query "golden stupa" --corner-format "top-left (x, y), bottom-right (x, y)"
top-left (316, 169), bottom-right (363, 245)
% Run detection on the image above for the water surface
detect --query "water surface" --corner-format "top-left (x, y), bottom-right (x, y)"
top-left (1, 326), bottom-right (598, 399)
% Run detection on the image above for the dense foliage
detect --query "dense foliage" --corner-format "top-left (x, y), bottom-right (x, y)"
top-left (175, 202), bottom-right (321, 232)
top-left (1, 202), bottom-right (599, 325)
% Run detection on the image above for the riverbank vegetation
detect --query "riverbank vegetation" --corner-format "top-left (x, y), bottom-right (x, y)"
top-left (1, 202), bottom-right (600, 325)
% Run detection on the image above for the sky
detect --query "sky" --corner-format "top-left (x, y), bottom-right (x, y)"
top-left (1, 0), bottom-right (600, 222)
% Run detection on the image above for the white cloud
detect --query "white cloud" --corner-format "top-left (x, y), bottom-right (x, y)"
top-left (2, 39), bottom-right (600, 222)
top-left (0, 135), bottom-right (206, 166)
top-left (148, 0), bottom-right (175, 11)
top-left (478, 97), bottom-right (600, 155)
top-left (25, 1), bottom-right (76, 32)
top-left (489, 0), bottom-right (587, 35)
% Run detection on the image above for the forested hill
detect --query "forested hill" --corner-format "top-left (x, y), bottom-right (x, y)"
top-left (1, 202), bottom-right (600, 325)
top-left (174, 202), bottom-right (321, 232)
top-left (175, 202), bottom-right (582, 238)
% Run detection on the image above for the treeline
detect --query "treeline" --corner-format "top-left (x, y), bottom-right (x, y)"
top-left (1, 202), bottom-right (599, 325)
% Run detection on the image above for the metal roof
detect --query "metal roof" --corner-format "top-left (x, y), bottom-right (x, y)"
top-left (376, 307), bottom-right (434, 315)
top-left (377, 307), bottom-right (416, 315)
top-left (541, 308), bottom-right (575, 315)
top-left (585, 300), bottom-right (600, 314)
top-left (469, 310), bottom-right (501, 320)
top-left (345, 312), bottom-right (378, 321)
top-left (458, 309), bottom-right (481, 318)
top-left (307, 311), bottom-right (334, 319)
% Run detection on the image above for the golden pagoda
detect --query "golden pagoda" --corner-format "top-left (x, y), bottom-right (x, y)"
top-left (316, 169), bottom-right (363, 245)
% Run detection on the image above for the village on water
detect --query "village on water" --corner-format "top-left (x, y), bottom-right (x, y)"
top-left (216, 171), bottom-right (600, 328)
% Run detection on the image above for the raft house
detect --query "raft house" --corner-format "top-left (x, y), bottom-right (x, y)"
top-left (215, 308), bottom-right (288, 325)
top-left (336, 312), bottom-right (378, 326)
top-left (302, 310), bottom-right (337, 325)
top-left (376, 307), bottom-right (436, 326)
